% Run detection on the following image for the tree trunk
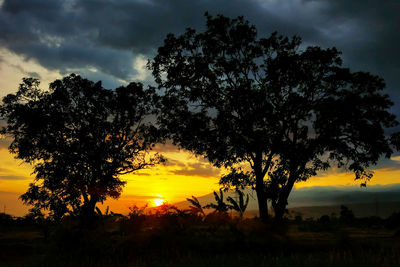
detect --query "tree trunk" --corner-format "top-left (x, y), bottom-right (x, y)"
top-left (274, 200), bottom-right (286, 221)
top-left (252, 151), bottom-right (270, 220)
top-left (274, 176), bottom-right (296, 221)
top-left (255, 181), bottom-right (268, 220)
top-left (254, 157), bottom-right (269, 220)
top-left (81, 195), bottom-right (99, 226)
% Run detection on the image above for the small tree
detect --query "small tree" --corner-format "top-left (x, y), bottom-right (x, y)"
top-left (226, 190), bottom-right (249, 219)
top-left (150, 13), bottom-right (398, 220)
top-left (154, 202), bottom-right (182, 216)
top-left (339, 205), bottom-right (355, 223)
top-left (0, 74), bottom-right (164, 220)
top-left (204, 189), bottom-right (229, 214)
top-left (186, 195), bottom-right (205, 217)
top-left (128, 204), bottom-right (148, 219)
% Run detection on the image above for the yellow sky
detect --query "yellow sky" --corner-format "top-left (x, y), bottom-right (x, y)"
top-left (1, 143), bottom-right (400, 216)
top-left (0, 145), bottom-right (224, 216)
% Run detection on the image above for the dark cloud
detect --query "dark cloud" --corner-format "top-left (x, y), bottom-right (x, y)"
top-left (0, 0), bottom-right (339, 86)
top-left (1, 0), bottom-right (398, 99)
top-left (170, 162), bottom-right (220, 178)
top-left (0, 137), bottom-right (10, 150)
top-left (153, 143), bottom-right (180, 153)
top-left (0, 167), bottom-right (19, 174)
top-left (0, 120), bottom-right (10, 150)
top-left (0, 175), bottom-right (29, 180)
top-left (302, 0), bottom-right (400, 101)
top-left (375, 157), bottom-right (400, 171)
top-left (1, 61), bottom-right (41, 80)
top-left (134, 172), bottom-right (150, 176)
top-left (164, 158), bottom-right (186, 167)
top-left (26, 71), bottom-right (41, 79)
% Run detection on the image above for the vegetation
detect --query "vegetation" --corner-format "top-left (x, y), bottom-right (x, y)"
top-left (0, 74), bottom-right (164, 221)
top-left (1, 208), bottom-right (400, 266)
top-left (186, 196), bottom-right (205, 217)
top-left (226, 190), bottom-right (249, 219)
top-left (149, 13), bottom-right (399, 220)
top-left (204, 189), bottom-right (230, 214)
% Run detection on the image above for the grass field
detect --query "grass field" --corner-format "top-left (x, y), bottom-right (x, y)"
top-left (1, 210), bottom-right (400, 267)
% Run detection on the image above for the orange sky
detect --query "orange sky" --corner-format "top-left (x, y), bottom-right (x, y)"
top-left (1, 142), bottom-right (400, 217)
top-left (0, 144), bottom-right (223, 216)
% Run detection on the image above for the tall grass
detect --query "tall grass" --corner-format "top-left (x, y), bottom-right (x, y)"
top-left (1, 210), bottom-right (400, 266)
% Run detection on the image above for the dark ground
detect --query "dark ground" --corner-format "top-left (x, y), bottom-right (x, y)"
top-left (1, 211), bottom-right (400, 267)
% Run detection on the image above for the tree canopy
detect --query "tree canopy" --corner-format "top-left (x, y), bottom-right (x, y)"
top-left (0, 74), bottom-right (163, 220)
top-left (149, 13), bottom-right (398, 220)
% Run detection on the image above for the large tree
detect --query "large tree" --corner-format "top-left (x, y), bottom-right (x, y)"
top-left (149, 14), bottom-right (398, 220)
top-left (0, 74), bottom-right (163, 220)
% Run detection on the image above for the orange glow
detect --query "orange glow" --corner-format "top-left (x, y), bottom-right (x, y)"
top-left (154, 197), bottom-right (164, 206)
top-left (3, 143), bottom-right (400, 217)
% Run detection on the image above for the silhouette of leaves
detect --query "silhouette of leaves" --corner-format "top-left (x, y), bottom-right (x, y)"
top-left (150, 13), bottom-right (399, 220)
top-left (1, 74), bottom-right (164, 220)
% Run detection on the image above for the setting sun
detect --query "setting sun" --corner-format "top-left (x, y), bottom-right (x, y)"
top-left (154, 197), bottom-right (164, 206)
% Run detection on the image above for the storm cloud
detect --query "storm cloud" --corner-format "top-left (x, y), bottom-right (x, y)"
top-left (1, 0), bottom-right (399, 98)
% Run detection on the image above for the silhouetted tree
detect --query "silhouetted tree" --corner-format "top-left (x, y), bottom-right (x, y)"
top-left (340, 205), bottom-right (355, 223)
top-left (0, 74), bottom-right (163, 221)
top-left (186, 195), bottom-right (205, 217)
top-left (386, 211), bottom-right (400, 229)
top-left (219, 168), bottom-right (254, 192)
top-left (226, 190), bottom-right (249, 219)
top-left (204, 189), bottom-right (229, 214)
top-left (155, 202), bottom-right (182, 216)
top-left (128, 204), bottom-right (148, 219)
top-left (149, 13), bottom-right (398, 220)
top-left (0, 212), bottom-right (14, 226)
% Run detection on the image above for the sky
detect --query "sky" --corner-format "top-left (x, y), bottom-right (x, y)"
top-left (0, 0), bottom-right (400, 216)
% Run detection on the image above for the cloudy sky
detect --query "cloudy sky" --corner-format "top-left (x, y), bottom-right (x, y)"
top-left (1, 0), bottom-right (400, 215)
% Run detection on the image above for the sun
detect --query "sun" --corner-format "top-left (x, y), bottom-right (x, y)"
top-left (154, 197), bottom-right (164, 206)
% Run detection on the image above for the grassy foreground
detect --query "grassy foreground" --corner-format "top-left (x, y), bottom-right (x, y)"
top-left (1, 210), bottom-right (400, 266)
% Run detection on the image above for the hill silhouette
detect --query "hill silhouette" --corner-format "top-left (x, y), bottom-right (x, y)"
top-left (172, 184), bottom-right (400, 218)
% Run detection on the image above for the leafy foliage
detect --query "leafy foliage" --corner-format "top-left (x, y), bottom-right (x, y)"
top-left (128, 204), bottom-right (148, 219)
top-left (186, 195), bottom-right (205, 217)
top-left (226, 190), bottom-right (249, 219)
top-left (0, 74), bottom-right (164, 220)
top-left (220, 168), bottom-right (254, 192)
top-left (204, 189), bottom-right (229, 214)
top-left (340, 205), bottom-right (355, 223)
top-left (149, 13), bottom-right (399, 219)
top-left (154, 202), bottom-right (183, 216)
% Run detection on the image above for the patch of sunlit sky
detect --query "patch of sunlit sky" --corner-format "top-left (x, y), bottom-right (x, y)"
top-left (2, 141), bottom-right (400, 216)
top-left (0, 143), bottom-right (224, 216)
top-left (0, 48), bottom-right (61, 96)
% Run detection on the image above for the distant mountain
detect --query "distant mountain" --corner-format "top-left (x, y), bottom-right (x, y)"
top-left (173, 184), bottom-right (400, 218)
top-left (288, 184), bottom-right (400, 208)
top-left (289, 202), bottom-right (400, 219)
